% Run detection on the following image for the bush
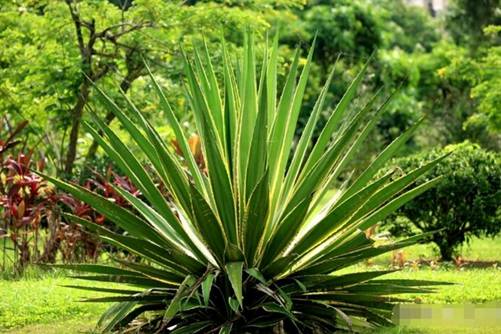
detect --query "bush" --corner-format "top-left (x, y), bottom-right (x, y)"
top-left (0, 119), bottom-right (106, 272)
top-left (47, 33), bottom-right (447, 333)
top-left (383, 142), bottom-right (501, 260)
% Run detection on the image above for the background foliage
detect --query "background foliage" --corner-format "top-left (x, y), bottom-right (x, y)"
top-left (0, 0), bottom-right (500, 332)
top-left (0, 0), bottom-right (499, 280)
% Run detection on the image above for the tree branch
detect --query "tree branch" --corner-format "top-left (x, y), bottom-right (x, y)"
top-left (95, 21), bottom-right (154, 40)
top-left (65, 0), bottom-right (86, 59)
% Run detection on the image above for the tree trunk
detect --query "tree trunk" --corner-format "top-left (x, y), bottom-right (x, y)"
top-left (438, 242), bottom-right (454, 261)
top-left (40, 212), bottom-right (61, 264)
top-left (64, 80), bottom-right (91, 176)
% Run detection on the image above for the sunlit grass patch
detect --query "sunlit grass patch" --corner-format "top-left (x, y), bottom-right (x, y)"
top-left (0, 271), bottom-right (117, 330)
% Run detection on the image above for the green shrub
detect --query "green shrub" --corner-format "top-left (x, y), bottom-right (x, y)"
top-left (383, 142), bottom-right (501, 260)
top-left (45, 33), bottom-right (447, 333)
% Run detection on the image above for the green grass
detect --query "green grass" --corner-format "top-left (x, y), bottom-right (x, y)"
top-left (387, 267), bottom-right (501, 303)
top-left (340, 265), bottom-right (501, 304)
top-left (1, 320), bottom-right (96, 334)
top-left (1, 235), bottom-right (500, 333)
top-left (371, 235), bottom-right (501, 265)
top-left (0, 270), bottom-right (116, 331)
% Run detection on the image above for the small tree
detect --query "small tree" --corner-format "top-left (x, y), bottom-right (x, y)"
top-left (383, 142), bottom-right (501, 260)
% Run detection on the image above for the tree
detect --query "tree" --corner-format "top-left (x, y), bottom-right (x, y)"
top-left (0, 0), bottom-right (302, 177)
top-left (383, 142), bottom-right (501, 260)
top-left (0, 1), bottom-right (154, 175)
top-left (446, 0), bottom-right (501, 46)
top-left (377, 0), bottom-right (440, 53)
top-left (411, 35), bottom-right (501, 151)
top-left (282, 0), bottom-right (442, 166)
top-left (62, 0), bottom-right (153, 175)
top-left (467, 26), bottom-right (501, 133)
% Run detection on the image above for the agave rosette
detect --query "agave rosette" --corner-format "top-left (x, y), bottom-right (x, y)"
top-left (46, 33), bottom-right (448, 333)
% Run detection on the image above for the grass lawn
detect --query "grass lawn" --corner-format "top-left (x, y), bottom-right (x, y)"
top-left (385, 268), bottom-right (501, 304)
top-left (0, 270), bottom-right (116, 333)
top-left (1, 320), bottom-right (96, 334)
top-left (370, 235), bottom-right (501, 265)
top-left (1, 236), bottom-right (500, 333)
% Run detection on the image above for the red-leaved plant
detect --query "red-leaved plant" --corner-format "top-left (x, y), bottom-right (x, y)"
top-left (0, 118), bottom-right (140, 273)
